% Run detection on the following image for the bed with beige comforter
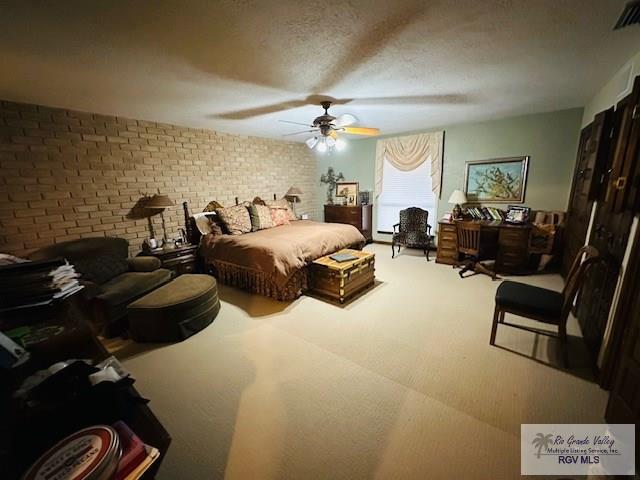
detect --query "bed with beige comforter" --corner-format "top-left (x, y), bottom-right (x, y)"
top-left (199, 220), bottom-right (366, 300)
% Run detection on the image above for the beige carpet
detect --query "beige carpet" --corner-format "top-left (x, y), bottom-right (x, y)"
top-left (118, 243), bottom-right (608, 479)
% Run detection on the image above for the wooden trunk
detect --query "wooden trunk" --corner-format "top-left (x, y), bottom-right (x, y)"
top-left (310, 249), bottom-right (375, 304)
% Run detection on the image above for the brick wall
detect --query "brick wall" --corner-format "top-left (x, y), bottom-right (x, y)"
top-left (0, 100), bottom-right (317, 257)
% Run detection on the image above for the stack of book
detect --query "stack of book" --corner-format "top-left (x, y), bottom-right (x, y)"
top-left (113, 421), bottom-right (161, 480)
top-left (467, 206), bottom-right (505, 221)
top-left (0, 258), bottom-right (83, 311)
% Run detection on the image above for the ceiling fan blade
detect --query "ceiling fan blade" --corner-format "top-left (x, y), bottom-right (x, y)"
top-left (334, 113), bottom-right (357, 127)
top-left (347, 94), bottom-right (471, 106)
top-left (282, 129), bottom-right (318, 137)
top-left (214, 99), bottom-right (308, 120)
top-left (342, 127), bottom-right (380, 136)
top-left (279, 120), bottom-right (314, 127)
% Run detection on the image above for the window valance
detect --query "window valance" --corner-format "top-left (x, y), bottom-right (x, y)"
top-left (374, 131), bottom-right (444, 198)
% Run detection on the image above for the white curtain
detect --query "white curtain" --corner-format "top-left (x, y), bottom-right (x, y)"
top-left (374, 131), bottom-right (444, 198)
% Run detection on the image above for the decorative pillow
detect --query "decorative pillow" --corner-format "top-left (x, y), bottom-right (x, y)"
top-left (192, 212), bottom-right (224, 236)
top-left (249, 204), bottom-right (274, 231)
top-left (74, 255), bottom-right (128, 285)
top-left (216, 204), bottom-right (252, 235)
top-left (267, 198), bottom-right (297, 221)
top-left (270, 207), bottom-right (291, 227)
top-left (203, 200), bottom-right (223, 213)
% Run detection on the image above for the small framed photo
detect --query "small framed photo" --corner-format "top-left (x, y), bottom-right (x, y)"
top-left (347, 193), bottom-right (357, 205)
top-left (505, 205), bottom-right (531, 224)
top-left (335, 181), bottom-right (359, 199)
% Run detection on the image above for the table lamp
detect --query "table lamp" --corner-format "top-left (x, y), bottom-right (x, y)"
top-left (145, 193), bottom-right (174, 246)
top-left (285, 186), bottom-right (303, 218)
top-left (448, 189), bottom-right (467, 220)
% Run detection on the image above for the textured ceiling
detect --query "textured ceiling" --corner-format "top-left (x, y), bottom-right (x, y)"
top-left (1, 1), bottom-right (639, 141)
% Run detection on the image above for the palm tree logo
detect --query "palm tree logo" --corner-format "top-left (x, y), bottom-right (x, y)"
top-left (532, 433), bottom-right (554, 459)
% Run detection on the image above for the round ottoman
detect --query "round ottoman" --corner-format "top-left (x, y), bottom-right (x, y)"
top-left (127, 274), bottom-right (220, 342)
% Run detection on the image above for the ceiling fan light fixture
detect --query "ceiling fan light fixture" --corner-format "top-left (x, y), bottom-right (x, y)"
top-left (326, 136), bottom-right (336, 148)
top-left (335, 138), bottom-right (347, 151)
top-left (316, 138), bottom-right (328, 153)
top-left (305, 136), bottom-right (319, 149)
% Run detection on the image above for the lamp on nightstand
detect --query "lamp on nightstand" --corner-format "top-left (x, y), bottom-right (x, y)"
top-left (448, 189), bottom-right (467, 220)
top-left (145, 193), bottom-right (174, 246)
top-left (285, 186), bottom-right (303, 218)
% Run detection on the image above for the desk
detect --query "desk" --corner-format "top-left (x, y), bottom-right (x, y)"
top-left (436, 220), bottom-right (532, 274)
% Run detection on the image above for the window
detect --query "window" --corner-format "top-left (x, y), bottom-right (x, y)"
top-left (377, 158), bottom-right (437, 233)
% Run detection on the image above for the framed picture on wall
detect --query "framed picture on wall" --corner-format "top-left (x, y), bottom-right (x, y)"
top-left (335, 181), bottom-right (359, 199)
top-left (463, 156), bottom-right (529, 203)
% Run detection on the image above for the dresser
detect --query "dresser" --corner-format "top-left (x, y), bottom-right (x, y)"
top-left (436, 220), bottom-right (532, 274)
top-left (324, 204), bottom-right (373, 243)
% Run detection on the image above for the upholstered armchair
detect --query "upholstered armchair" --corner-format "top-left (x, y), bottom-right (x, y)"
top-left (392, 207), bottom-right (433, 260)
top-left (30, 237), bottom-right (172, 337)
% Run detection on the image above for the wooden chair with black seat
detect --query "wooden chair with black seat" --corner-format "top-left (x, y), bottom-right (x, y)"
top-left (455, 221), bottom-right (498, 280)
top-left (489, 245), bottom-right (599, 367)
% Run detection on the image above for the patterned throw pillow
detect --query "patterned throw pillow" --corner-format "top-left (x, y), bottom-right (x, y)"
top-left (270, 207), bottom-right (291, 227)
top-left (267, 198), bottom-right (297, 221)
top-left (216, 204), bottom-right (252, 235)
top-left (249, 204), bottom-right (274, 231)
top-left (203, 200), bottom-right (223, 212)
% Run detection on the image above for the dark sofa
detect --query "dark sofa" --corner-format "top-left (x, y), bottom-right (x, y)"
top-left (30, 237), bottom-right (171, 336)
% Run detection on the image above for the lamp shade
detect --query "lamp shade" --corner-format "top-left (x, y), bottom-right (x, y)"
top-left (285, 186), bottom-right (303, 197)
top-left (145, 194), bottom-right (174, 209)
top-left (448, 189), bottom-right (467, 205)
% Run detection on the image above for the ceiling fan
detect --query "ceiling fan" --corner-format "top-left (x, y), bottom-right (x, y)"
top-left (281, 101), bottom-right (380, 152)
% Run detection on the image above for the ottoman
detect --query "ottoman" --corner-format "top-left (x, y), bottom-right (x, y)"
top-left (127, 274), bottom-right (220, 342)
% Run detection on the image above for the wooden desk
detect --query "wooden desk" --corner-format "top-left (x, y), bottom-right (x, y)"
top-left (436, 220), bottom-right (532, 274)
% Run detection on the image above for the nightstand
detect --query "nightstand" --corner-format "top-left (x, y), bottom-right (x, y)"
top-left (139, 244), bottom-right (200, 276)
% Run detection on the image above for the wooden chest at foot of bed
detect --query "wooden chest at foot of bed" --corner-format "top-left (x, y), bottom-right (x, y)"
top-left (310, 249), bottom-right (375, 304)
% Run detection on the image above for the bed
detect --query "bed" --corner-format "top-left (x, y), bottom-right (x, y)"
top-left (198, 219), bottom-right (366, 300)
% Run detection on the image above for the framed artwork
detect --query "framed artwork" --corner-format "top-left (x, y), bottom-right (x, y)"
top-left (463, 156), bottom-right (529, 203)
top-left (347, 193), bottom-right (357, 205)
top-left (335, 181), bottom-right (359, 199)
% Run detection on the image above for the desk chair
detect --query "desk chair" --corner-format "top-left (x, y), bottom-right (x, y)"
top-left (455, 221), bottom-right (497, 280)
top-left (489, 245), bottom-right (599, 367)
top-left (392, 207), bottom-right (432, 260)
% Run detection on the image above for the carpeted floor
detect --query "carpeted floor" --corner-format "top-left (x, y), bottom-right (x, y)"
top-left (117, 243), bottom-right (608, 479)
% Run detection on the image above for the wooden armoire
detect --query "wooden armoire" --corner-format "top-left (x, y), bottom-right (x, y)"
top-left (565, 76), bottom-right (640, 383)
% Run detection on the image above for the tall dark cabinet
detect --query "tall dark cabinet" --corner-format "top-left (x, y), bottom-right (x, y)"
top-left (324, 204), bottom-right (373, 243)
top-left (563, 108), bottom-right (614, 277)
top-left (569, 76), bottom-right (640, 381)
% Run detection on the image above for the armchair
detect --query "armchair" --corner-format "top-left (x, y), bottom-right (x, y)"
top-left (30, 237), bottom-right (171, 337)
top-left (392, 207), bottom-right (433, 260)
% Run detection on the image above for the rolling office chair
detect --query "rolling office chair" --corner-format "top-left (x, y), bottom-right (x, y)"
top-left (455, 221), bottom-right (497, 280)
